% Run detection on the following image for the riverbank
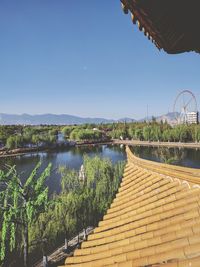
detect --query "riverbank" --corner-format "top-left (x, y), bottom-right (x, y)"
top-left (113, 139), bottom-right (200, 149)
top-left (0, 140), bottom-right (113, 158)
top-left (0, 146), bottom-right (45, 158)
top-left (1, 139), bottom-right (200, 159)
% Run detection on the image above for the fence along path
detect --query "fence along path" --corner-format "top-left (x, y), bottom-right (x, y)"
top-left (60, 146), bottom-right (200, 267)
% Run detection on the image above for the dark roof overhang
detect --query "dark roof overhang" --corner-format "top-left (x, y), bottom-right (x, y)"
top-left (121, 0), bottom-right (200, 54)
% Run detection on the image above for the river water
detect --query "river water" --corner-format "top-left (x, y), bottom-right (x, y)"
top-left (1, 144), bottom-right (200, 193)
top-left (130, 146), bottom-right (200, 169)
top-left (0, 145), bottom-right (126, 193)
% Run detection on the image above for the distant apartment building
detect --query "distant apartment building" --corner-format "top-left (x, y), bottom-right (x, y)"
top-left (186, 112), bottom-right (199, 124)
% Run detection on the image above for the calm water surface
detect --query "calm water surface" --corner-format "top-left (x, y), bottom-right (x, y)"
top-left (1, 144), bottom-right (200, 193)
top-left (0, 145), bottom-right (126, 193)
top-left (130, 145), bottom-right (200, 169)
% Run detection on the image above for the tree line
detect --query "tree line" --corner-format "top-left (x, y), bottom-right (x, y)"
top-left (107, 121), bottom-right (200, 143)
top-left (1, 122), bottom-right (200, 151)
top-left (62, 126), bottom-right (107, 142)
top-left (0, 126), bottom-right (59, 150)
top-left (61, 122), bottom-right (200, 143)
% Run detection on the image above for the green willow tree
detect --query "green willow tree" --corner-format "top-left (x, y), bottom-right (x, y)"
top-left (143, 126), bottom-right (151, 141)
top-left (55, 192), bottom-right (77, 250)
top-left (74, 190), bottom-right (92, 243)
top-left (0, 162), bottom-right (52, 267)
top-left (56, 167), bottom-right (82, 248)
top-left (55, 155), bottom-right (125, 249)
top-left (83, 155), bottom-right (124, 225)
top-left (29, 205), bottom-right (57, 265)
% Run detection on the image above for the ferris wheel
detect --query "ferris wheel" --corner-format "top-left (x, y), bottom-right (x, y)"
top-left (173, 90), bottom-right (198, 124)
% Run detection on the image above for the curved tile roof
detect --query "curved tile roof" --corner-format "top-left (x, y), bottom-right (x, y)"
top-left (60, 146), bottom-right (200, 267)
top-left (120, 0), bottom-right (200, 54)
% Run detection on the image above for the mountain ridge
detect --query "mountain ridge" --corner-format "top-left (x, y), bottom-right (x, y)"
top-left (0, 112), bottom-right (177, 125)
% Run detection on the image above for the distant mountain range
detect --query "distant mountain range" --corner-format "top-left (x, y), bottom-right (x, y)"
top-left (140, 112), bottom-right (179, 124)
top-left (0, 113), bottom-right (178, 125)
top-left (156, 112), bottom-right (179, 124)
top-left (0, 113), bottom-right (115, 125)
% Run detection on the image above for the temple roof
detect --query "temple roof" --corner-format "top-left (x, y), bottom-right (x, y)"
top-left (120, 0), bottom-right (200, 54)
top-left (60, 146), bottom-right (200, 267)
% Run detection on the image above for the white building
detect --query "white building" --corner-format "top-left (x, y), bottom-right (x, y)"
top-left (186, 112), bottom-right (199, 124)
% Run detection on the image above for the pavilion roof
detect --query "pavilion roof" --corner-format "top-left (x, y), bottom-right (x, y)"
top-left (120, 0), bottom-right (200, 54)
top-left (60, 146), bottom-right (200, 267)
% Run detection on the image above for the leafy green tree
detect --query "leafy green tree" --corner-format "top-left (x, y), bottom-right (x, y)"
top-left (62, 126), bottom-right (74, 138)
top-left (110, 129), bottom-right (127, 140)
top-left (83, 155), bottom-right (125, 224)
top-left (6, 136), bottom-right (16, 149)
top-left (48, 134), bottom-right (57, 144)
top-left (69, 128), bottom-right (103, 141)
top-left (0, 162), bottom-right (52, 267)
top-left (162, 129), bottom-right (172, 142)
top-left (49, 129), bottom-right (58, 136)
top-left (56, 155), bottom-right (125, 248)
top-left (29, 203), bottom-right (58, 264)
top-left (59, 167), bottom-right (81, 193)
top-left (31, 134), bottom-right (41, 147)
top-left (55, 193), bottom-right (77, 250)
top-left (74, 190), bottom-right (92, 242)
top-left (143, 126), bottom-right (151, 141)
top-left (128, 126), bottom-right (135, 139)
top-left (152, 126), bottom-right (162, 142)
top-left (173, 125), bottom-right (190, 142)
top-left (57, 167), bottom-right (85, 246)
top-left (193, 126), bottom-right (200, 142)
top-left (69, 129), bottom-right (79, 140)
top-left (134, 128), bottom-right (143, 140)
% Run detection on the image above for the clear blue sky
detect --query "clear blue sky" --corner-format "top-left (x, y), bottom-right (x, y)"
top-left (0, 0), bottom-right (199, 119)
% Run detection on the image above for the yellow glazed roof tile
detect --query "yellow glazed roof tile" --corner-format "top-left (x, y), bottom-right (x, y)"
top-left (61, 146), bottom-right (200, 267)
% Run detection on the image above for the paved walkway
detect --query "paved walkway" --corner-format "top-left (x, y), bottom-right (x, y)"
top-left (113, 139), bottom-right (200, 149)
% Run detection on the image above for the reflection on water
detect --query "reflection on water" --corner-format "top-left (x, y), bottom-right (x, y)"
top-left (1, 144), bottom-right (200, 194)
top-left (0, 145), bottom-right (126, 194)
top-left (130, 146), bottom-right (200, 169)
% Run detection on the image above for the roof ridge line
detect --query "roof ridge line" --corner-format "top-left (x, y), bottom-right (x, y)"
top-left (126, 146), bottom-right (200, 187)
